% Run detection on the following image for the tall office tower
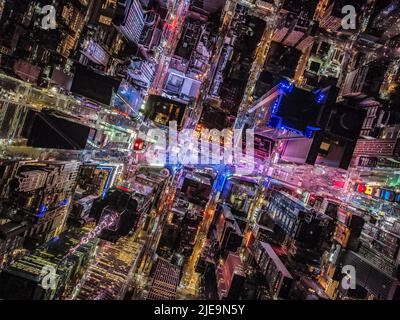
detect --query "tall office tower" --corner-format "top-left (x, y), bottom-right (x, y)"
top-left (56, 1), bottom-right (90, 59)
top-left (216, 251), bottom-right (245, 300)
top-left (246, 80), bottom-right (366, 170)
top-left (138, 9), bottom-right (161, 51)
top-left (0, 227), bottom-right (98, 300)
top-left (364, 0), bottom-right (400, 42)
top-left (128, 58), bottom-right (156, 88)
top-left (114, 0), bottom-right (145, 44)
top-left (0, 160), bottom-right (80, 265)
top-left (77, 0), bottom-right (125, 73)
top-left (214, 204), bottom-right (244, 254)
top-left (161, 5), bottom-right (214, 102)
top-left (147, 258), bottom-right (181, 300)
top-left (211, 4), bottom-right (267, 116)
top-left (158, 198), bottom-right (207, 260)
top-left (319, 0), bottom-right (366, 32)
top-left (250, 240), bottom-right (294, 300)
top-left (342, 58), bottom-right (391, 99)
top-left (265, 190), bottom-right (329, 263)
top-left (76, 237), bottom-right (143, 300)
top-left (341, 57), bottom-right (395, 138)
top-left (23, 109), bottom-right (98, 150)
top-left (0, 0), bottom-right (91, 82)
top-left (189, 0), bottom-right (226, 14)
top-left (319, 202), bottom-right (400, 300)
top-left (157, 198), bottom-right (187, 258)
top-left (0, 100), bottom-right (29, 141)
top-left (0, 1), bottom-right (39, 80)
top-left (273, 0), bottom-right (318, 49)
top-left (175, 204), bottom-right (204, 259)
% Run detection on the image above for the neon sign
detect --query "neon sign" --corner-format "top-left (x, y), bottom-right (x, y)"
top-left (355, 183), bottom-right (400, 203)
top-left (68, 212), bottom-right (118, 255)
top-left (96, 166), bottom-right (116, 199)
top-left (214, 174), bottom-right (227, 193)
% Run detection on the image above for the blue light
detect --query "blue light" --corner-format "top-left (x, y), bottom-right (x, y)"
top-left (59, 197), bottom-right (69, 207)
top-left (271, 95), bottom-right (283, 115)
top-left (51, 236), bottom-right (60, 243)
top-left (278, 80), bottom-right (294, 93)
top-left (214, 174), bottom-right (227, 193)
top-left (262, 178), bottom-right (271, 189)
top-left (306, 126), bottom-right (321, 131)
top-left (166, 163), bottom-right (183, 173)
top-left (102, 174), bottom-right (112, 199)
top-left (280, 125), bottom-right (303, 136)
top-left (37, 204), bottom-right (47, 218)
top-left (316, 92), bottom-right (327, 104)
top-left (97, 166), bottom-right (115, 199)
top-left (305, 126), bottom-right (321, 139)
top-left (268, 116), bottom-right (282, 129)
top-left (383, 3), bottom-right (397, 15)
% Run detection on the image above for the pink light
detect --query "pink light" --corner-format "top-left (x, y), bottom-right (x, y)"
top-left (333, 180), bottom-right (345, 188)
top-left (68, 213), bottom-right (118, 255)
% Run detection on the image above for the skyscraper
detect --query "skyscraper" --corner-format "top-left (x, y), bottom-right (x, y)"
top-left (114, 0), bottom-right (145, 44)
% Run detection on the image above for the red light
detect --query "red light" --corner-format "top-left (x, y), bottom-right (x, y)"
top-left (357, 184), bottom-right (366, 193)
top-left (133, 138), bottom-right (144, 151)
top-left (116, 185), bottom-right (131, 192)
top-left (171, 19), bottom-right (177, 29)
top-left (245, 231), bottom-right (254, 248)
top-left (112, 108), bottom-right (129, 118)
top-left (333, 180), bottom-right (345, 188)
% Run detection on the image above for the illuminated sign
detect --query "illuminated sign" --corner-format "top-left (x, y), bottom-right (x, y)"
top-left (332, 180), bottom-right (345, 188)
top-left (365, 185), bottom-right (373, 196)
top-left (214, 174), bottom-right (227, 193)
top-left (354, 183), bottom-right (400, 203)
top-left (116, 185), bottom-right (131, 192)
top-left (337, 208), bottom-right (352, 226)
top-left (96, 165), bottom-right (119, 199)
top-left (245, 230), bottom-right (254, 248)
top-left (333, 224), bottom-right (350, 247)
top-left (381, 189), bottom-right (396, 202)
top-left (68, 212), bottom-right (118, 255)
top-left (356, 184), bottom-right (366, 193)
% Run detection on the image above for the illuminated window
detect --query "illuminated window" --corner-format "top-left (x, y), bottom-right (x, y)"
top-left (102, 0), bottom-right (117, 9)
top-left (99, 15), bottom-right (112, 25)
top-left (320, 142), bottom-right (330, 152)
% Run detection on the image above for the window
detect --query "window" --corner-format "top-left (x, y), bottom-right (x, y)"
top-left (99, 15), bottom-right (112, 26)
top-left (102, 0), bottom-right (117, 9)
